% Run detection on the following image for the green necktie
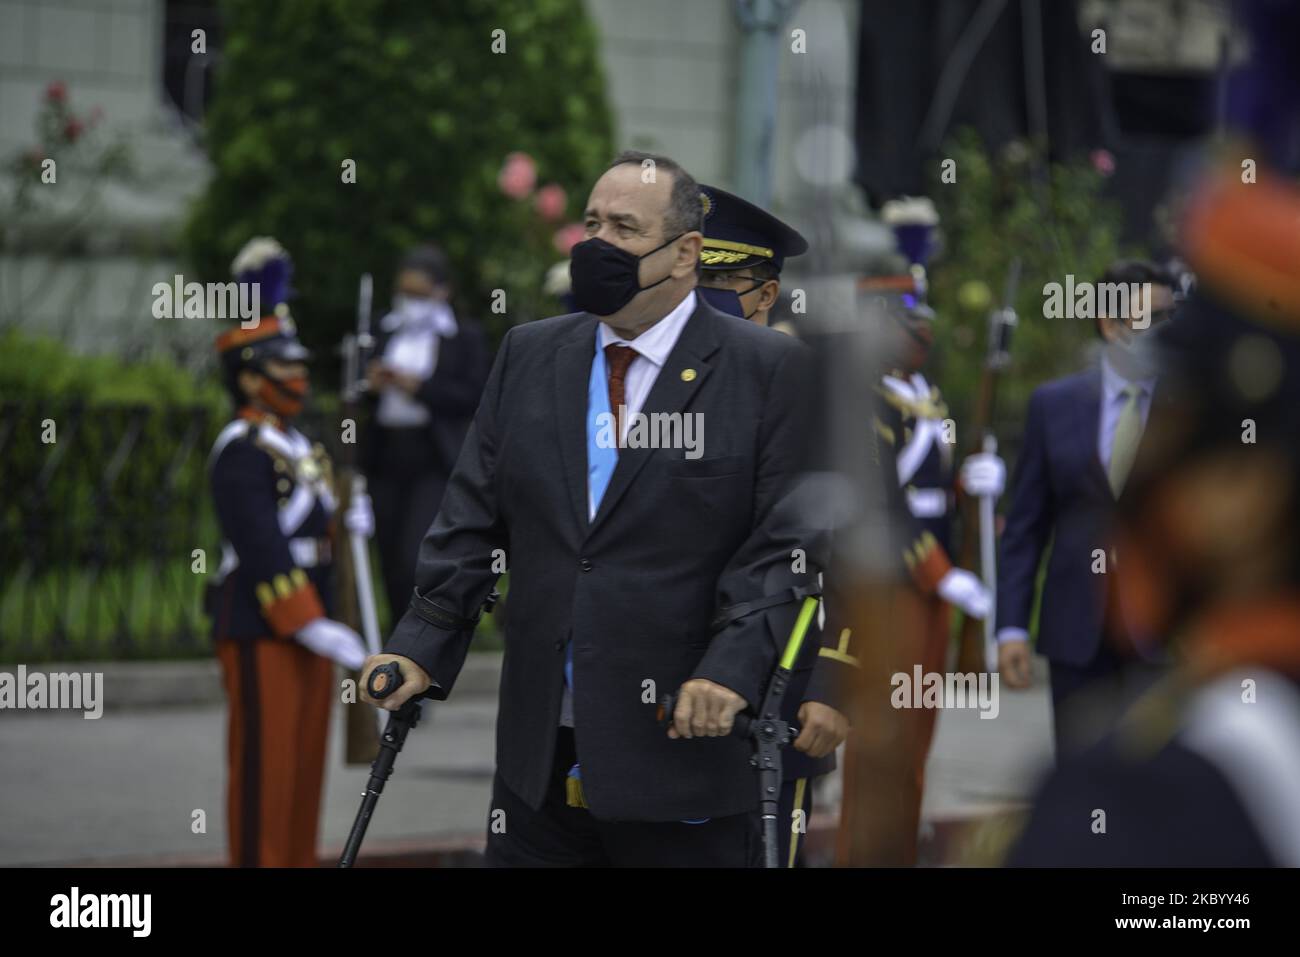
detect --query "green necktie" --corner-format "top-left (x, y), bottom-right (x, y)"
top-left (1108, 384), bottom-right (1143, 496)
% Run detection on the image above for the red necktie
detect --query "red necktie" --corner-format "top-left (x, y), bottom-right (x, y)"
top-left (605, 343), bottom-right (637, 449)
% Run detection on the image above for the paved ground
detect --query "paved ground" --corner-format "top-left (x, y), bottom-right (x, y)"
top-left (0, 656), bottom-right (1055, 866)
top-left (0, 696), bottom-right (497, 866)
top-left (922, 659), bottom-right (1055, 821)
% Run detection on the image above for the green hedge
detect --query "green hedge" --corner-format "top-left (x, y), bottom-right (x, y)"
top-left (0, 329), bottom-right (225, 407)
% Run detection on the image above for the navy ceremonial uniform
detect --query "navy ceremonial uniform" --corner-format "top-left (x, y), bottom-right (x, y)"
top-left (207, 260), bottom-right (339, 867)
top-left (862, 363), bottom-right (960, 865)
top-left (208, 402), bottom-right (337, 643)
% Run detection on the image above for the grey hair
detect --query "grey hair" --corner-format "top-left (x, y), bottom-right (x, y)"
top-left (606, 150), bottom-right (703, 240)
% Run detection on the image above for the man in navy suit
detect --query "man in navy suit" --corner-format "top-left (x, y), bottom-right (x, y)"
top-left (996, 260), bottom-right (1177, 755)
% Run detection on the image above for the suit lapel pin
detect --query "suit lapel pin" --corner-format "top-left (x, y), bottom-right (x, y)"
top-left (680, 368), bottom-right (697, 382)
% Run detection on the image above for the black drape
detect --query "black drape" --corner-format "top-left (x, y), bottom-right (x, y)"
top-left (853, 0), bottom-right (1110, 203)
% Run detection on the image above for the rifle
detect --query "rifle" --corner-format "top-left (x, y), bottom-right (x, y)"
top-left (338, 273), bottom-right (385, 762)
top-left (953, 258), bottom-right (1020, 674)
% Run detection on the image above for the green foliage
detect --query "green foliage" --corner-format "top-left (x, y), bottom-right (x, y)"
top-left (0, 330), bottom-right (225, 408)
top-left (0, 558), bottom-right (213, 663)
top-left (184, 0), bottom-right (614, 364)
top-left (927, 131), bottom-right (1139, 438)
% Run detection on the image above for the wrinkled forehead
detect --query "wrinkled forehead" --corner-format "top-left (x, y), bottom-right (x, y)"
top-left (585, 164), bottom-right (673, 228)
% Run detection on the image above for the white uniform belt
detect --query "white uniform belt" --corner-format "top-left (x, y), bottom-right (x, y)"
top-left (213, 537), bottom-right (331, 585)
top-left (289, 536), bottom-right (332, 568)
top-left (906, 487), bottom-right (948, 518)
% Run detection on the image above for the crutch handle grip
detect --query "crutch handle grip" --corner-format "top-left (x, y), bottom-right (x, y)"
top-left (658, 693), bottom-right (768, 738)
top-left (367, 661), bottom-right (404, 700)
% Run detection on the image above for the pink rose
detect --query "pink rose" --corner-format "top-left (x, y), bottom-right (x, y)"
top-left (64, 117), bottom-right (83, 143)
top-left (45, 81), bottom-right (67, 104)
top-left (552, 223), bottom-right (586, 255)
top-left (1090, 148), bottom-right (1116, 177)
top-left (498, 151), bottom-right (537, 199)
top-left (534, 183), bottom-right (567, 222)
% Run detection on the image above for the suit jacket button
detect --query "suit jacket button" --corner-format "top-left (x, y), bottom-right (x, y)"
top-left (553, 639), bottom-right (564, 651)
top-left (579, 558), bottom-right (593, 572)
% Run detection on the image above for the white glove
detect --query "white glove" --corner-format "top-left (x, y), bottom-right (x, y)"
top-left (343, 491), bottom-right (375, 539)
top-left (960, 453), bottom-right (1007, 498)
top-left (295, 618), bottom-right (367, 669)
top-left (937, 568), bottom-right (993, 620)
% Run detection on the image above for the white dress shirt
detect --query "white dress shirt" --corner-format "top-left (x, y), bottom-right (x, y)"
top-left (375, 300), bottom-right (458, 427)
top-left (596, 290), bottom-right (696, 446)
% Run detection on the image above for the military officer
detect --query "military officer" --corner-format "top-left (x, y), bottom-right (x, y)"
top-left (696, 184), bottom-right (852, 866)
top-left (207, 237), bottom-right (368, 867)
top-left (695, 184), bottom-right (807, 335)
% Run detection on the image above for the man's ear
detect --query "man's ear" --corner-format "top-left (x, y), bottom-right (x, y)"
top-left (758, 279), bottom-right (780, 312)
top-left (673, 232), bottom-right (703, 277)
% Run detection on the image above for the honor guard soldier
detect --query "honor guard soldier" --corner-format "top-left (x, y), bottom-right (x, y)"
top-left (1009, 164), bottom-right (1300, 866)
top-left (207, 237), bottom-right (369, 867)
top-left (865, 287), bottom-right (1005, 864)
top-left (697, 184), bottom-right (852, 866)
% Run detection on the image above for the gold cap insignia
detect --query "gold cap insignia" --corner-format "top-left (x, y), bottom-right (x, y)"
top-left (699, 238), bottom-right (775, 266)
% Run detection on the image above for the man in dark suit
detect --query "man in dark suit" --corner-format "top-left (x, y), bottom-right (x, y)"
top-left (996, 260), bottom-right (1176, 755)
top-left (359, 151), bottom-right (850, 866)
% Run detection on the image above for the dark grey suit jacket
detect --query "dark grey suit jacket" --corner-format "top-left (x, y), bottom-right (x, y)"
top-left (383, 296), bottom-right (826, 821)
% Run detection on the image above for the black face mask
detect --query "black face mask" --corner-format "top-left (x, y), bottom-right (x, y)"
top-left (569, 233), bottom-right (683, 316)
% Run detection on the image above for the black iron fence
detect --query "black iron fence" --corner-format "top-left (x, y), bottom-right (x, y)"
top-left (0, 400), bottom-right (365, 662)
top-left (0, 400), bottom-right (221, 661)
